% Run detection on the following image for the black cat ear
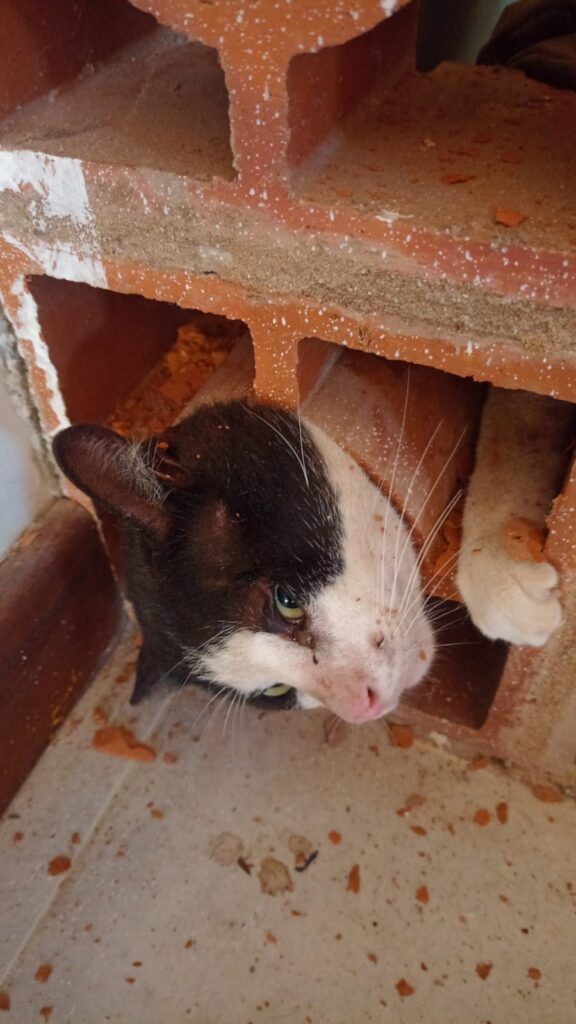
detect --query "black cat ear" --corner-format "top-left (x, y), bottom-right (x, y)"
top-left (52, 424), bottom-right (187, 534)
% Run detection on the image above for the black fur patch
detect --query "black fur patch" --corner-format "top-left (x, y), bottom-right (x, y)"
top-left (122, 402), bottom-right (343, 704)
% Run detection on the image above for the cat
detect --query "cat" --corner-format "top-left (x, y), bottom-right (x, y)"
top-left (52, 387), bottom-right (574, 724)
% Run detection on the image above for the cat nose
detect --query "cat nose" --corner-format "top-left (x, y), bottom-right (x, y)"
top-left (355, 686), bottom-right (385, 721)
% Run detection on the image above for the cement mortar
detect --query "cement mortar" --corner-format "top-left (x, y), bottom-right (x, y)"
top-left (2, 175), bottom-right (576, 360)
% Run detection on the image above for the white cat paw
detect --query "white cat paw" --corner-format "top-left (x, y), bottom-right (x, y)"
top-left (457, 550), bottom-right (562, 647)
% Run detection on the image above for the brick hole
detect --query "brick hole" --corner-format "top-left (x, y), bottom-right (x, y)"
top-left (298, 336), bottom-right (485, 579)
top-left (291, 22), bottom-right (576, 262)
top-left (0, 0), bottom-right (155, 120)
top-left (298, 335), bottom-right (511, 731)
top-left (30, 275), bottom-right (251, 577)
top-left (107, 311), bottom-right (250, 438)
top-left (300, 337), bottom-right (576, 732)
top-left (287, 4), bottom-right (416, 178)
top-left (406, 598), bottom-right (509, 730)
top-left (29, 277), bottom-right (177, 425)
top-left (0, 10), bottom-right (234, 181)
top-left (29, 277), bottom-right (250, 429)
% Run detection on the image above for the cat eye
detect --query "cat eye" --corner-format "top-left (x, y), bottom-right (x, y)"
top-left (262, 684), bottom-right (293, 698)
top-left (274, 584), bottom-right (305, 621)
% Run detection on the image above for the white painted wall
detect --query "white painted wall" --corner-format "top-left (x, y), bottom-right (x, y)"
top-left (0, 311), bottom-right (53, 559)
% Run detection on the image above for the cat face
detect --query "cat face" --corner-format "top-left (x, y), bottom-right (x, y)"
top-left (53, 403), bottom-right (434, 722)
top-left (187, 421), bottom-right (434, 722)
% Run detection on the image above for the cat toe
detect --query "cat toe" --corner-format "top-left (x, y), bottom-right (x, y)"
top-left (498, 589), bottom-right (562, 647)
top-left (458, 553), bottom-right (562, 646)
top-left (511, 559), bottom-right (558, 597)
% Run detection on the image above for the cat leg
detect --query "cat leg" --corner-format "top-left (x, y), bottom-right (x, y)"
top-left (457, 388), bottom-right (575, 646)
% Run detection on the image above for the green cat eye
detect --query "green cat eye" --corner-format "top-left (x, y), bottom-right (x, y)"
top-left (262, 684), bottom-right (293, 698)
top-left (274, 585), bottom-right (305, 621)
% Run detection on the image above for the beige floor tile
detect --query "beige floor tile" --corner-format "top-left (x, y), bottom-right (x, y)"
top-left (1, 629), bottom-right (575, 1023)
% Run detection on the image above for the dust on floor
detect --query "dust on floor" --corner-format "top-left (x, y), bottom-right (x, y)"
top-left (1, 627), bottom-right (575, 1024)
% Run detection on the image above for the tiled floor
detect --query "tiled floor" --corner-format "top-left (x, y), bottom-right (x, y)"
top-left (1, 627), bottom-right (575, 1024)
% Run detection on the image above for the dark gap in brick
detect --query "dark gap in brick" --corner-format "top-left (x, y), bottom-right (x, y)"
top-left (403, 597), bottom-right (509, 730)
top-left (31, 275), bottom-right (251, 580)
top-left (287, 4), bottom-right (417, 175)
top-left (298, 334), bottom-right (503, 731)
top-left (0, 0), bottom-right (155, 120)
top-left (0, 17), bottom-right (234, 180)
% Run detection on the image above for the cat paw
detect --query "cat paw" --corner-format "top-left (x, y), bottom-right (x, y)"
top-left (457, 550), bottom-right (562, 647)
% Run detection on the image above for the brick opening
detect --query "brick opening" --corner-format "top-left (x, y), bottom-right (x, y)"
top-left (0, 0), bottom-right (155, 120)
top-left (29, 275), bottom-right (252, 578)
top-left (298, 336), bottom-right (486, 586)
top-left (287, 5), bottom-right (416, 175)
top-left (298, 336), bottom-right (507, 730)
top-left (0, 16), bottom-right (234, 181)
top-left (406, 598), bottom-right (509, 730)
top-left (29, 276), bottom-right (250, 431)
top-left (290, 30), bottom-right (576, 310)
top-left (299, 336), bottom-right (576, 734)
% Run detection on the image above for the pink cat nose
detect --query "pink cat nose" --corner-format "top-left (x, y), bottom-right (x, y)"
top-left (338, 686), bottom-right (385, 723)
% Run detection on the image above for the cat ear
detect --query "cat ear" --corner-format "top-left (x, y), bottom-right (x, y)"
top-left (52, 424), bottom-right (188, 534)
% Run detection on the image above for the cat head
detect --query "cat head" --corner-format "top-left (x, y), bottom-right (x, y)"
top-left (53, 402), bottom-right (434, 722)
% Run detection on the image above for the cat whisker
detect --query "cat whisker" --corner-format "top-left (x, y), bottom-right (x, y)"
top-left (191, 685), bottom-right (230, 732)
top-left (402, 638), bottom-right (478, 657)
top-left (427, 611), bottom-right (470, 635)
top-left (389, 415), bottom-right (444, 620)
top-left (392, 424), bottom-right (467, 628)
top-left (393, 489), bottom-right (463, 637)
top-left (195, 621), bottom-right (243, 654)
top-left (380, 367), bottom-right (411, 611)
top-left (201, 688), bottom-right (232, 743)
top-left (296, 399), bottom-right (310, 490)
top-left (230, 689), bottom-right (247, 765)
top-left (222, 687), bottom-right (238, 740)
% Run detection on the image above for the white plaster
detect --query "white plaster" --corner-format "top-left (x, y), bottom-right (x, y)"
top-left (7, 277), bottom-right (69, 434)
top-left (0, 151), bottom-right (93, 226)
top-left (0, 151), bottom-right (107, 289)
top-left (3, 233), bottom-right (107, 290)
top-left (197, 244), bottom-right (233, 268)
top-left (375, 209), bottom-right (413, 224)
